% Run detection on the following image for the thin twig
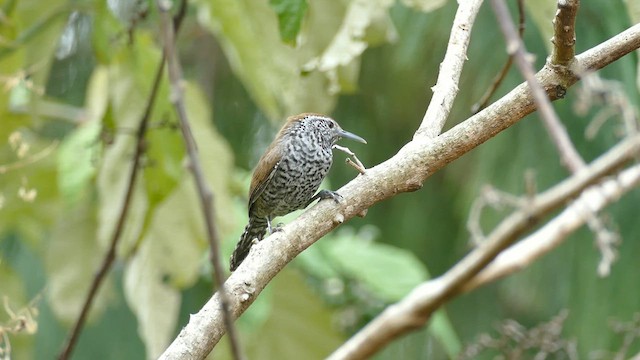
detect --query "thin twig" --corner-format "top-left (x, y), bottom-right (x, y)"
top-left (463, 160), bottom-right (640, 291)
top-left (57, 3), bottom-right (188, 359)
top-left (333, 144), bottom-right (366, 174)
top-left (472, 0), bottom-right (524, 114)
top-left (551, 0), bottom-right (580, 66)
top-left (0, 140), bottom-right (59, 174)
top-left (467, 185), bottom-right (524, 245)
top-left (346, 158), bottom-right (366, 175)
top-left (491, 0), bottom-right (585, 172)
top-left (155, 1), bottom-right (245, 359)
top-left (492, 0), bottom-right (619, 275)
top-left (415, 0), bottom-right (485, 139)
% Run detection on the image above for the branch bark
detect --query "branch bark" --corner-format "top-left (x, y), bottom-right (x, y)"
top-left (416, 0), bottom-right (484, 138)
top-left (159, 16), bottom-right (640, 360)
top-left (463, 161), bottom-right (640, 291)
top-left (329, 133), bottom-right (640, 360)
top-left (492, 0), bottom-right (585, 172)
top-left (551, 0), bottom-right (580, 66)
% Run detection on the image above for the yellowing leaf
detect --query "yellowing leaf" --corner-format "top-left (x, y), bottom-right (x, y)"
top-left (185, 83), bottom-right (237, 238)
top-left (302, 0), bottom-right (398, 94)
top-left (96, 133), bottom-right (148, 255)
top-left (123, 180), bottom-right (207, 357)
top-left (124, 239), bottom-right (181, 359)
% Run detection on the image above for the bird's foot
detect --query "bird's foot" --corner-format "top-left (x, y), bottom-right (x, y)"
top-left (306, 190), bottom-right (343, 208)
top-left (271, 223), bottom-right (285, 233)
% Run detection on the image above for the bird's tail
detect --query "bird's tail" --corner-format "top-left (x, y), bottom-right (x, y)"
top-left (230, 217), bottom-right (268, 271)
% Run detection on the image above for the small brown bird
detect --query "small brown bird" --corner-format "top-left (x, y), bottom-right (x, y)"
top-left (230, 113), bottom-right (366, 271)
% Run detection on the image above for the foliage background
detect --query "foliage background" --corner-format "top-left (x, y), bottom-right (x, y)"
top-left (1, 0), bottom-right (639, 358)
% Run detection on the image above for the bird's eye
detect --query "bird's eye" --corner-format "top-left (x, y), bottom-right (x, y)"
top-left (328, 121), bottom-right (335, 128)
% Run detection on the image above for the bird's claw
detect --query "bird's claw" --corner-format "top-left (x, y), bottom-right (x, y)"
top-left (316, 190), bottom-right (343, 204)
top-left (272, 223), bottom-right (285, 233)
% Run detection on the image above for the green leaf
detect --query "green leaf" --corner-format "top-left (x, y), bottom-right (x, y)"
top-left (627, 0), bottom-right (640, 23)
top-left (196, 0), bottom-right (344, 118)
top-left (92, 0), bottom-right (125, 64)
top-left (295, 242), bottom-right (341, 279)
top-left (431, 309), bottom-right (462, 358)
top-left (57, 67), bottom-right (108, 204)
top-left (143, 120), bottom-right (184, 210)
top-left (327, 237), bottom-right (428, 302)
top-left (269, 0), bottom-right (308, 46)
top-left (96, 40), bottom-right (163, 255)
top-left (326, 236), bottom-right (429, 302)
top-left (57, 120), bottom-right (101, 204)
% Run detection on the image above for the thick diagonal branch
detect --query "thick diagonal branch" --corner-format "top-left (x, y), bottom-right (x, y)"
top-left (330, 133), bottom-right (640, 360)
top-left (159, 19), bottom-right (640, 360)
top-left (463, 162), bottom-right (640, 291)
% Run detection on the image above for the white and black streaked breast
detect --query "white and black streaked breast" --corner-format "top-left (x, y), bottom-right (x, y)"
top-left (251, 117), bottom-right (335, 218)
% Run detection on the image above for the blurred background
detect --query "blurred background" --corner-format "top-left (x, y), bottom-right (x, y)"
top-left (1, 0), bottom-right (639, 358)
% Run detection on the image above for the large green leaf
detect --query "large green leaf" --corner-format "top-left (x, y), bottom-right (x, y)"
top-left (123, 178), bottom-right (209, 357)
top-left (95, 130), bottom-right (148, 255)
top-left (326, 236), bottom-right (428, 302)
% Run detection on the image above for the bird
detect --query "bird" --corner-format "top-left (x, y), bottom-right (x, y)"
top-left (229, 113), bottom-right (366, 271)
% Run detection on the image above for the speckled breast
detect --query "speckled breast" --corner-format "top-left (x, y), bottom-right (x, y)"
top-left (259, 144), bottom-right (333, 217)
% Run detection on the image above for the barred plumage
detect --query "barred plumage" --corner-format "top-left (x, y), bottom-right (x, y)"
top-left (229, 113), bottom-right (366, 271)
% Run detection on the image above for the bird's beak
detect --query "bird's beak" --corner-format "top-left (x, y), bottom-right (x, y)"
top-left (337, 129), bottom-right (367, 144)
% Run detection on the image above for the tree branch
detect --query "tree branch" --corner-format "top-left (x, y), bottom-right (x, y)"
top-left (155, 1), bottom-right (244, 359)
top-left (551, 0), bottom-right (579, 66)
top-left (158, 17), bottom-right (640, 360)
top-left (472, 0), bottom-right (525, 114)
top-left (329, 133), bottom-right (640, 360)
top-left (492, 0), bottom-right (585, 172)
top-left (493, 0), bottom-right (623, 276)
top-left (415, 0), bottom-right (484, 139)
top-left (462, 161), bottom-right (640, 291)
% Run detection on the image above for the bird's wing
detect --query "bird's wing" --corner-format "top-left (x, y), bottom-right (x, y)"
top-left (248, 140), bottom-right (283, 212)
